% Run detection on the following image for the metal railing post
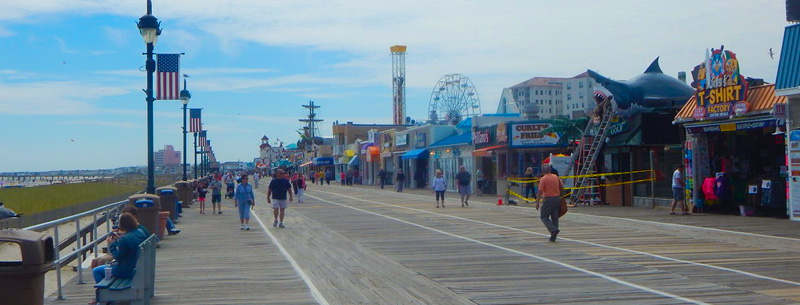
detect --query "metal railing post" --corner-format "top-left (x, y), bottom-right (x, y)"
top-left (92, 213), bottom-right (98, 258)
top-left (75, 218), bottom-right (84, 284)
top-left (53, 225), bottom-right (64, 300)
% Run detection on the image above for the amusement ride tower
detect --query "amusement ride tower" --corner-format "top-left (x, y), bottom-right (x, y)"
top-left (391, 45), bottom-right (407, 125)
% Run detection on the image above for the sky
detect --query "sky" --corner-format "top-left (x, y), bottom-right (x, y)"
top-left (0, 0), bottom-right (789, 172)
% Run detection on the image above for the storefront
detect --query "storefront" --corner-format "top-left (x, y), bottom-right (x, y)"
top-left (679, 86), bottom-right (786, 215)
top-left (471, 124), bottom-right (506, 195)
top-left (396, 125), bottom-right (457, 189)
top-left (507, 120), bottom-right (568, 177)
top-left (429, 132), bottom-right (473, 192)
top-left (677, 60), bottom-right (787, 215)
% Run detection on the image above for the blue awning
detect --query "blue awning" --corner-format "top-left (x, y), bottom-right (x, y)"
top-left (348, 156), bottom-right (359, 166)
top-left (428, 132), bottom-right (472, 148)
top-left (777, 24), bottom-right (800, 91)
top-left (401, 148), bottom-right (429, 160)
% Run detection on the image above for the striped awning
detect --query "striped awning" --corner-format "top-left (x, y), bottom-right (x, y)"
top-left (675, 84), bottom-right (786, 122)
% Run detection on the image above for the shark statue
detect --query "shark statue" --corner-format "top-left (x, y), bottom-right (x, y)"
top-left (587, 57), bottom-right (695, 114)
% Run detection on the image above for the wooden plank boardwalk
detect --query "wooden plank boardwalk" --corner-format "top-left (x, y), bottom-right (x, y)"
top-left (43, 181), bottom-right (800, 304)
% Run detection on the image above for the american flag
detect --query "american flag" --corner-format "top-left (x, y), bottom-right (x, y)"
top-left (189, 109), bottom-right (202, 133)
top-left (156, 54), bottom-right (180, 100)
top-left (199, 130), bottom-right (207, 148)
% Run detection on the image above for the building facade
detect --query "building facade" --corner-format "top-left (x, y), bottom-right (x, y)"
top-left (505, 73), bottom-right (600, 119)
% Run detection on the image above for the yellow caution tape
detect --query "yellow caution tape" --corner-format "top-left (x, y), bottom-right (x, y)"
top-left (505, 177), bottom-right (656, 202)
top-left (508, 169), bottom-right (654, 184)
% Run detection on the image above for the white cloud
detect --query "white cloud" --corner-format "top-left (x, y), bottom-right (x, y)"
top-left (0, 81), bottom-right (131, 115)
top-left (102, 26), bottom-right (129, 48)
top-left (64, 120), bottom-right (138, 129)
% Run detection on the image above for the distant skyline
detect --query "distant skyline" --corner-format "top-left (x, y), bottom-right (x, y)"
top-left (0, 1), bottom-right (789, 171)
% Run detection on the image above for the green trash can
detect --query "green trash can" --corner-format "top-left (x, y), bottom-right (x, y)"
top-left (0, 230), bottom-right (55, 305)
top-left (175, 181), bottom-right (192, 208)
top-left (156, 186), bottom-right (178, 221)
top-left (128, 194), bottom-right (160, 237)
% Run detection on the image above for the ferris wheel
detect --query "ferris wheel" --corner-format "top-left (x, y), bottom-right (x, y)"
top-left (428, 74), bottom-right (481, 125)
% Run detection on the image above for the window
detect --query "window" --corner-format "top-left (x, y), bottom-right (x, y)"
top-left (566, 83), bottom-right (571, 90)
top-left (582, 103), bottom-right (585, 108)
top-left (549, 100), bottom-right (552, 105)
top-left (579, 82), bottom-right (584, 88)
top-left (567, 94), bottom-right (571, 100)
top-left (588, 82), bottom-right (592, 88)
top-left (579, 92), bottom-right (584, 100)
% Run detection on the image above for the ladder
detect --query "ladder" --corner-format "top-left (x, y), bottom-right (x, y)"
top-left (567, 101), bottom-right (613, 205)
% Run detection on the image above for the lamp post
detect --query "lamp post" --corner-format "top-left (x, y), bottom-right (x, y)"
top-left (137, 0), bottom-right (162, 194)
top-left (193, 132), bottom-right (198, 179)
top-left (179, 80), bottom-right (191, 181)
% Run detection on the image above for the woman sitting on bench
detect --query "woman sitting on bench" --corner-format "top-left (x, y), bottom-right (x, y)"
top-left (90, 213), bottom-right (147, 304)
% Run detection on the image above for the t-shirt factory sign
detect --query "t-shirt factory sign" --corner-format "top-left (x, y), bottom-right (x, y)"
top-left (690, 46), bottom-right (749, 119)
top-left (509, 122), bottom-right (562, 148)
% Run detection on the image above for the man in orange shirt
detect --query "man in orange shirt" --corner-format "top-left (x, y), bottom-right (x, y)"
top-left (536, 164), bottom-right (564, 242)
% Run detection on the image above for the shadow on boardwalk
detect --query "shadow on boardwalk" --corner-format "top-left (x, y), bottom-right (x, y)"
top-left (44, 198), bottom-right (317, 305)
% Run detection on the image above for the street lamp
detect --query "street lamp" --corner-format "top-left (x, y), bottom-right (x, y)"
top-left (179, 79), bottom-right (191, 181)
top-left (137, 0), bottom-right (161, 194)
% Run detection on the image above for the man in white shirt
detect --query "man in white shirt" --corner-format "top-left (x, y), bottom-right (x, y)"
top-left (670, 164), bottom-right (688, 215)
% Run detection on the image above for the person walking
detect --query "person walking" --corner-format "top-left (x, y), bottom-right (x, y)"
top-left (325, 169), bottom-right (333, 185)
top-left (310, 170), bottom-right (316, 184)
top-left (523, 167), bottom-right (536, 202)
top-left (396, 169), bottom-right (406, 192)
top-left (197, 182), bottom-right (208, 214)
top-left (432, 170), bottom-right (447, 208)
top-left (253, 172), bottom-right (260, 189)
top-left (670, 164), bottom-right (688, 215)
top-left (291, 172), bottom-right (299, 195)
top-left (536, 164), bottom-right (564, 242)
top-left (268, 169), bottom-right (294, 228)
top-left (296, 173), bottom-right (307, 203)
top-left (476, 169), bottom-right (484, 196)
top-left (210, 177), bottom-right (223, 214)
top-left (378, 168), bottom-right (387, 189)
top-left (234, 175), bottom-right (255, 230)
top-left (455, 166), bottom-right (472, 207)
top-left (340, 171), bottom-right (346, 185)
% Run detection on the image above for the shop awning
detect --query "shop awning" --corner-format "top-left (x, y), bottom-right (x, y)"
top-left (684, 116), bottom-right (778, 134)
top-left (299, 161), bottom-right (313, 167)
top-left (348, 156), bottom-right (360, 166)
top-left (401, 148), bottom-right (429, 160)
top-left (360, 142), bottom-right (374, 151)
top-left (675, 84), bottom-right (786, 122)
top-left (428, 132), bottom-right (472, 148)
top-left (366, 146), bottom-right (380, 162)
top-left (313, 157), bottom-right (334, 165)
top-left (777, 24), bottom-right (800, 92)
top-left (472, 145), bottom-right (505, 156)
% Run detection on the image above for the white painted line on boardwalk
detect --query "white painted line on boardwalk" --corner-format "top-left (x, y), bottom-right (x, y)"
top-left (338, 186), bottom-right (800, 243)
top-left (252, 211), bottom-right (331, 305)
top-left (314, 189), bottom-right (800, 288)
top-left (307, 193), bottom-right (711, 305)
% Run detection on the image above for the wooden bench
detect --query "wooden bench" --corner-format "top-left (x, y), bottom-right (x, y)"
top-left (94, 234), bottom-right (157, 305)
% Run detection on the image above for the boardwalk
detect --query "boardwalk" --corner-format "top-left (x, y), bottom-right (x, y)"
top-left (45, 182), bottom-right (800, 304)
